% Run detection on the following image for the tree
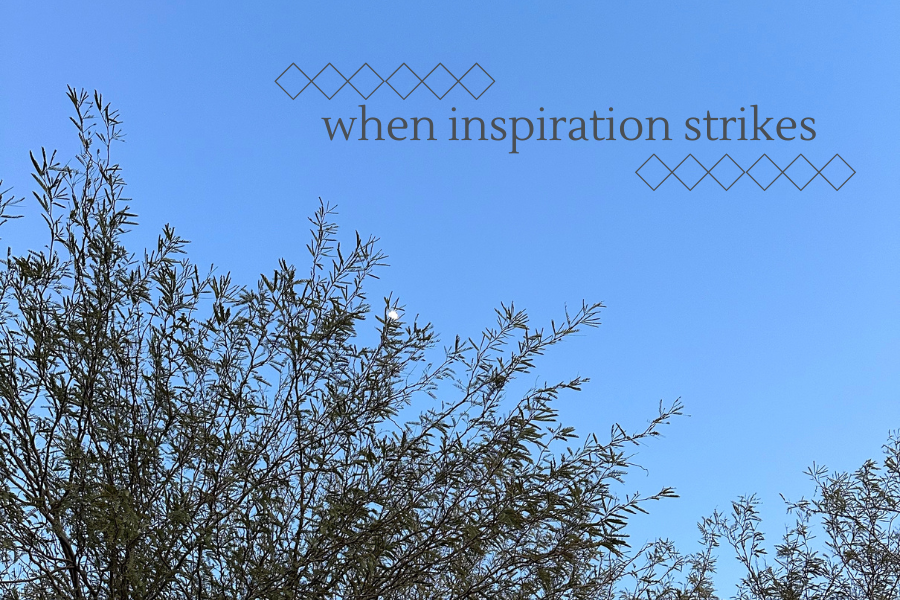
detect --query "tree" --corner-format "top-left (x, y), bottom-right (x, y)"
top-left (707, 433), bottom-right (900, 600)
top-left (0, 89), bottom-right (689, 600)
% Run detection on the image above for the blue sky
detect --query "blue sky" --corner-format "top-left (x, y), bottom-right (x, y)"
top-left (2, 0), bottom-right (899, 585)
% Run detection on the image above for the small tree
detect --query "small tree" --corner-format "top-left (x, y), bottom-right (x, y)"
top-left (708, 434), bottom-right (900, 600)
top-left (0, 89), bottom-right (687, 600)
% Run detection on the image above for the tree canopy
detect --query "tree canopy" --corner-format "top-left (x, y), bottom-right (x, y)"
top-left (0, 89), bottom-right (690, 600)
top-left (0, 89), bottom-right (896, 600)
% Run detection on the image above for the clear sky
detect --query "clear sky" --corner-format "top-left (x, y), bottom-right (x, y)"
top-left (2, 0), bottom-right (899, 587)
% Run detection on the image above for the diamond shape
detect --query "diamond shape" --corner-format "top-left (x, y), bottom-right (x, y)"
top-left (709, 154), bottom-right (745, 190)
top-left (311, 64), bottom-right (348, 99)
top-left (783, 154), bottom-right (819, 190)
top-left (422, 63), bottom-right (459, 99)
top-left (635, 155), bottom-right (672, 190)
top-left (747, 154), bottom-right (784, 190)
top-left (275, 64), bottom-right (312, 99)
top-left (458, 64), bottom-right (495, 99)
top-left (347, 63), bottom-right (384, 99)
top-left (819, 154), bottom-right (855, 191)
top-left (385, 64), bottom-right (422, 99)
top-left (672, 154), bottom-right (709, 190)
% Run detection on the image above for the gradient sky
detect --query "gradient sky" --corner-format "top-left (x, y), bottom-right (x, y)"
top-left (2, 0), bottom-right (899, 588)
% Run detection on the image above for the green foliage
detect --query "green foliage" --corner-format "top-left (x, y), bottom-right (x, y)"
top-left (0, 90), bottom-right (687, 600)
top-left (3, 88), bottom-right (896, 600)
top-left (707, 434), bottom-right (900, 600)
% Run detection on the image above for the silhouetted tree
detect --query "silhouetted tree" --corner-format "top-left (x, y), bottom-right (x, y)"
top-left (708, 433), bottom-right (900, 600)
top-left (0, 89), bottom-right (687, 600)
top-left (6, 88), bottom-right (895, 600)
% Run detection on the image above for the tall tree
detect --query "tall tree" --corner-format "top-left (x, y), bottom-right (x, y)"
top-left (0, 90), bottom-right (686, 600)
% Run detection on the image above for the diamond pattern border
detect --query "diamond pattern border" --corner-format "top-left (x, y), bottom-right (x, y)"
top-left (276, 63), bottom-right (495, 100)
top-left (637, 154), bottom-right (855, 191)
